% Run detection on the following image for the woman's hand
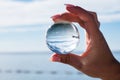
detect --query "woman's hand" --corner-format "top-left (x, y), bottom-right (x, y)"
top-left (50, 4), bottom-right (120, 80)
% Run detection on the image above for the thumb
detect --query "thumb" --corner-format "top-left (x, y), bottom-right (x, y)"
top-left (50, 53), bottom-right (82, 69)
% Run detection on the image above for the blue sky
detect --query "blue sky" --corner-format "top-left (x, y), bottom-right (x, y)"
top-left (0, 0), bottom-right (120, 52)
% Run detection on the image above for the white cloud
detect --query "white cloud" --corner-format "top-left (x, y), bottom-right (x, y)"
top-left (0, 1), bottom-right (53, 27)
top-left (0, 0), bottom-right (120, 52)
top-left (0, 0), bottom-right (119, 27)
top-left (98, 13), bottom-right (120, 23)
top-left (0, 27), bottom-right (42, 33)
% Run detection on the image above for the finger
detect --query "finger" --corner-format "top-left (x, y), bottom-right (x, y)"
top-left (88, 11), bottom-right (100, 28)
top-left (51, 14), bottom-right (61, 22)
top-left (51, 13), bottom-right (84, 27)
top-left (50, 53), bottom-right (83, 70)
top-left (65, 4), bottom-right (92, 22)
top-left (65, 4), bottom-right (100, 35)
top-left (84, 11), bottom-right (100, 46)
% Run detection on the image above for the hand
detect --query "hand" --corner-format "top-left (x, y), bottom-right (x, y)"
top-left (50, 4), bottom-right (120, 80)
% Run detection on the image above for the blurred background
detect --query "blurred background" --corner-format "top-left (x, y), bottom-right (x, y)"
top-left (0, 0), bottom-right (120, 80)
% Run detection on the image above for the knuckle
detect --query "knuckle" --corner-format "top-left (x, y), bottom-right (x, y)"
top-left (92, 12), bottom-right (97, 15)
top-left (61, 12), bottom-right (69, 18)
top-left (89, 11), bottom-right (97, 16)
top-left (60, 54), bottom-right (71, 64)
top-left (89, 11), bottom-right (97, 18)
top-left (97, 21), bottom-right (100, 28)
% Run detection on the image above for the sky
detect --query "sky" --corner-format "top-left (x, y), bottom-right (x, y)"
top-left (0, 0), bottom-right (120, 52)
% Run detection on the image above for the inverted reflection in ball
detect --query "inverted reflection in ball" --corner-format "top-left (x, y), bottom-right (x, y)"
top-left (46, 22), bottom-right (80, 54)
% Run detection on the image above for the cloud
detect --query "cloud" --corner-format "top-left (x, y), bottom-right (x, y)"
top-left (0, 0), bottom-right (120, 52)
top-left (0, 27), bottom-right (41, 33)
top-left (0, 1), bottom-right (53, 27)
top-left (0, 0), bottom-right (119, 28)
top-left (0, 24), bottom-right (49, 33)
top-left (98, 13), bottom-right (120, 23)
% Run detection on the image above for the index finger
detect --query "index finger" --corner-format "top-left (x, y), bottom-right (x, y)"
top-left (66, 4), bottom-right (100, 35)
top-left (65, 4), bottom-right (92, 22)
top-left (51, 12), bottom-right (84, 27)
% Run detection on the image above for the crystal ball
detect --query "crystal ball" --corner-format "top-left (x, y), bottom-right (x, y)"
top-left (46, 22), bottom-right (80, 54)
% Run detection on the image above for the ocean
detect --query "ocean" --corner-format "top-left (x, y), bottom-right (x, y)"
top-left (0, 51), bottom-right (119, 80)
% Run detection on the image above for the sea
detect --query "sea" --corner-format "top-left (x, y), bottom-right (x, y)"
top-left (0, 51), bottom-right (119, 80)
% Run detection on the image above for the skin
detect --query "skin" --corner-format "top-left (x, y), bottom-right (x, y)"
top-left (50, 4), bottom-right (120, 80)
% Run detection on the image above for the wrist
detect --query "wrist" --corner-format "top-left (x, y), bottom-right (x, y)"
top-left (102, 61), bottom-right (120, 80)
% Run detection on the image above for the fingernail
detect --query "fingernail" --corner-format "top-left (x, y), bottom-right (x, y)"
top-left (64, 4), bottom-right (75, 7)
top-left (51, 55), bottom-right (61, 62)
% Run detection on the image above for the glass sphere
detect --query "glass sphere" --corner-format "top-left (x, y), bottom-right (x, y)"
top-left (46, 22), bottom-right (80, 54)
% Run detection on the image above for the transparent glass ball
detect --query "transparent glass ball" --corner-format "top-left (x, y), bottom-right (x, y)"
top-left (46, 22), bottom-right (80, 54)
